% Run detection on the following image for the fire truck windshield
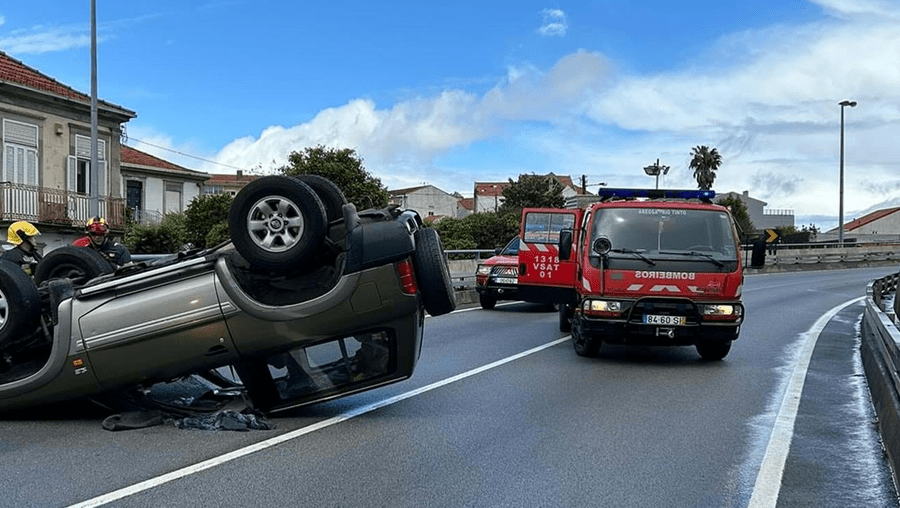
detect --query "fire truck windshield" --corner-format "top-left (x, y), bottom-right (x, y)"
top-left (591, 207), bottom-right (738, 262)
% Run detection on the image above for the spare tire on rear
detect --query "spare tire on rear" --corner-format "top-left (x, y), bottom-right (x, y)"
top-left (34, 246), bottom-right (114, 286)
top-left (291, 174), bottom-right (347, 225)
top-left (412, 228), bottom-right (456, 316)
top-left (0, 258), bottom-right (41, 349)
top-left (229, 175), bottom-right (328, 272)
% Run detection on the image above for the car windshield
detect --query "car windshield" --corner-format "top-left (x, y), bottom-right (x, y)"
top-left (591, 207), bottom-right (738, 261)
top-left (500, 237), bottom-right (520, 256)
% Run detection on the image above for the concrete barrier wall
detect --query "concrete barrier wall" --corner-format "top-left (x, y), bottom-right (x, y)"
top-left (862, 275), bottom-right (900, 486)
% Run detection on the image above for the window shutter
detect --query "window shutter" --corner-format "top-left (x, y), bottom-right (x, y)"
top-left (3, 144), bottom-right (12, 182)
top-left (98, 160), bottom-right (107, 196)
top-left (15, 147), bottom-right (24, 183)
top-left (26, 149), bottom-right (38, 186)
top-left (67, 156), bottom-right (77, 191)
top-left (2, 120), bottom-right (38, 147)
top-left (75, 135), bottom-right (106, 160)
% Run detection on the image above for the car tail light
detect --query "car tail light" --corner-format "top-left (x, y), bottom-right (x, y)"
top-left (397, 259), bottom-right (418, 295)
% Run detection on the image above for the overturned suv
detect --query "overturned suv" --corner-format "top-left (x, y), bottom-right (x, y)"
top-left (0, 175), bottom-right (455, 413)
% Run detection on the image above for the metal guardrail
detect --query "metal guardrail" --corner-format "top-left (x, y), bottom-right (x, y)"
top-left (862, 272), bottom-right (900, 486)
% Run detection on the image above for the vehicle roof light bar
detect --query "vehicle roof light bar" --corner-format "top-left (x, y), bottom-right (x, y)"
top-left (595, 188), bottom-right (715, 202)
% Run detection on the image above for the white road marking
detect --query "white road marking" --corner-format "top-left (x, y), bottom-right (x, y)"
top-left (68, 336), bottom-right (571, 508)
top-left (747, 296), bottom-right (864, 508)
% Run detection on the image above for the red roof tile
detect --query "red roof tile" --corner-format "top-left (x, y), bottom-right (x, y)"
top-left (458, 197), bottom-right (474, 210)
top-left (207, 173), bottom-right (260, 186)
top-left (844, 207), bottom-right (900, 231)
top-left (121, 145), bottom-right (195, 173)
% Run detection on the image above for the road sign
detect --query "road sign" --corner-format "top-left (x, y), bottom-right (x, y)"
top-left (765, 229), bottom-right (780, 243)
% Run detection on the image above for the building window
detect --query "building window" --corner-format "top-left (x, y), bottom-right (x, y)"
top-left (164, 182), bottom-right (182, 213)
top-left (2, 119), bottom-right (39, 186)
top-left (67, 135), bottom-right (107, 195)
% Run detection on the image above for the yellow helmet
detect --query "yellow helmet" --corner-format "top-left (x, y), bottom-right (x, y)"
top-left (7, 221), bottom-right (40, 245)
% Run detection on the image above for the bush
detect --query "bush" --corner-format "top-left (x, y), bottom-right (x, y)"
top-left (123, 212), bottom-right (189, 254)
top-left (185, 193), bottom-right (233, 249)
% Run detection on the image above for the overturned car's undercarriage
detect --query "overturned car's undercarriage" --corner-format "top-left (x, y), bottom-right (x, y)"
top-left (0, 174), bottom-right (455, 414)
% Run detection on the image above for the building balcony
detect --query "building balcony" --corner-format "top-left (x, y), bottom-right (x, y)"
top-left (0, 182), bottom-right (126, 230)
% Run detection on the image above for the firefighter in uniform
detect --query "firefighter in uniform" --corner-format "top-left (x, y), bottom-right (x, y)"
top-left (73, 216), bottom-right (132, 267)
top-left (0, 221), bottom-right (42, 275)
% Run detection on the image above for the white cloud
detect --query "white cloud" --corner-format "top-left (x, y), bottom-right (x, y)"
top-left (0, 24), bottom-right (91, 55)
top-left (537, 8), bottom-right (567, 37)
top-left (198, 1), bottom-right (900, 229)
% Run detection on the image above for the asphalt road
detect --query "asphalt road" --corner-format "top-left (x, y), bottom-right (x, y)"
top-left (1, 268), bottom-right (898, 507)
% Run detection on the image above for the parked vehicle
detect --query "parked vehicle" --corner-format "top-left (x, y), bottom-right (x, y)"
top-left (474, 236), bottom-right (556, 311)
top-left (0, 175), bottom-right (456, 413)
top-left (519, 188), bottom-right (757, 360)
top-left (474, 236), bottom-right (520, 309)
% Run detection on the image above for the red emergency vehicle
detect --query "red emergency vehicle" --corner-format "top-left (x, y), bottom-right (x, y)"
top-left (519, 188), bottom-right (752, 360)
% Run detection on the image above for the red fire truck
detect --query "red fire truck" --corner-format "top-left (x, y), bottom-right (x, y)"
top-left (519, 188), bottom-right (754, 360)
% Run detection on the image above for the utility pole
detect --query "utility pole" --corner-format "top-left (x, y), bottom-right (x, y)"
top-left (581, 175), bottom-right (586, 194)
top-left (89, 0), bottom-right (99, 218)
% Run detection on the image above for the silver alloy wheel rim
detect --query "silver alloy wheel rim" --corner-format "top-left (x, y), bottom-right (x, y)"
top-left (247, 195), bottom-right (305, 253)
top-left (0, 288), bottom-right (7, 331)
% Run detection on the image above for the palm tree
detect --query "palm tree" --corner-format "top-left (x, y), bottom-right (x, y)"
top-left (689, 145), bottom-right (722, 190)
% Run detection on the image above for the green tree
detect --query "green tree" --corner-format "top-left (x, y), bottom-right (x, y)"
top-left (123, 212), bottom-right (189, 254)
top-left (689, 145), bottom-right (722, 190)
top-left (431, 212), bottom-right (519, 251)
top-left (498, 174), bottom-right (565, 217)
top-left (278, 145), bottom-right (390, 209)
top-left (715, 196), bottom-right (754, 235)
top-left (184, 192), bottom-right (233, 248)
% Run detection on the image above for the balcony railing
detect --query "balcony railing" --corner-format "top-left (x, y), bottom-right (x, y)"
top-left (0, 182), bottom-right (126, 229)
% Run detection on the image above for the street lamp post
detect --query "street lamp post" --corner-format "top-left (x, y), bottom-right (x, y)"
top-left (643, 159), bottom-right (670, 189)
top-left (838, 100), bottom-right (857, 245)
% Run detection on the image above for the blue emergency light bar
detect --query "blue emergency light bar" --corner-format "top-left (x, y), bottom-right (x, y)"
top-left (596, 188), bottom-right (715, 201)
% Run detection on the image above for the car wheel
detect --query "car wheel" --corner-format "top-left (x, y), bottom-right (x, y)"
top-left (291, 174), bottom-right (347, 224)
top-left (229, 175), bottom-right (328, 272)
top-left (0, 259), bottom-right (41, 349)
top-left (34, 246), bottom-right (114, 286)
top-left (572, 320), bottom-right (601, 357)
top-left (412, 228), bottom-right (456, 316)
top-left (479, 292), bottom-right (497, 310)
top-left (696, 340), bottom-right (732, 360)
top-left (559, 303), bottom-right (572, 332)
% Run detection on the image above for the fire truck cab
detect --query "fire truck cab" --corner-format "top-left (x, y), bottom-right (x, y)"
top-left (519, 188), bottom-right (748, 360)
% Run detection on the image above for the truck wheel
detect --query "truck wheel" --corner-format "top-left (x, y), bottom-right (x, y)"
top-left (696, 340), bottom-right (732, 360)
top-left (559, 303), bottom-right (572, 332)
top-left (412, 228), bottom-right (456, 316)
top-left (479, 293), bottom-right (497, 310)
top-left (229, 175), bottom-right (327, 272)
top-left (572, 321), bottom-right (601, 357)
top-left (0, 259), bottom-right (41, 349)
top-left (34, 246), bottom-right (114, 286)
top-left (291, 174), bottom-right (347, 224)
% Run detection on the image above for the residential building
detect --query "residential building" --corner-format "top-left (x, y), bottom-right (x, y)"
top-left (718, 191), bottom-right (794, 231)
top-left (474, 173), bottom-right (589, 213)
top-left (0, 50), bottom-right (136, 250)
top-left (825, 207), bottom-right (900, 241)
top-left (388, 184), bottom-right (460, 221)
top-left (120, 146), bottom-right (210, 225)
top-left (204, 170), bottom-right (259, 196)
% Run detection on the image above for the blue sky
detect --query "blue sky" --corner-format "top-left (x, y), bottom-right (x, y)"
top-left (2, 0), bottom-right (899, 231)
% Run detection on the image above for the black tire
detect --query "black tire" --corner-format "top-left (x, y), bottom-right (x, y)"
top-left (572, 320), bottom-right (601, 357)
top-left (229, 175), bottom-right (328, 272)
top-left (291, 174), bottom-right (347, 224)
top-left (0, 259), bottom-right (41, 349)
top-left (34, 246), bottom-right (114, 286)
top-left (696, 340), bottom-right (732, 360)
top-left (479, 292), bottom-right (497, 310)
top-left (559, 303), bottom-right (572, 332)
top-left (412, 228), bottom-right (456, 316)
